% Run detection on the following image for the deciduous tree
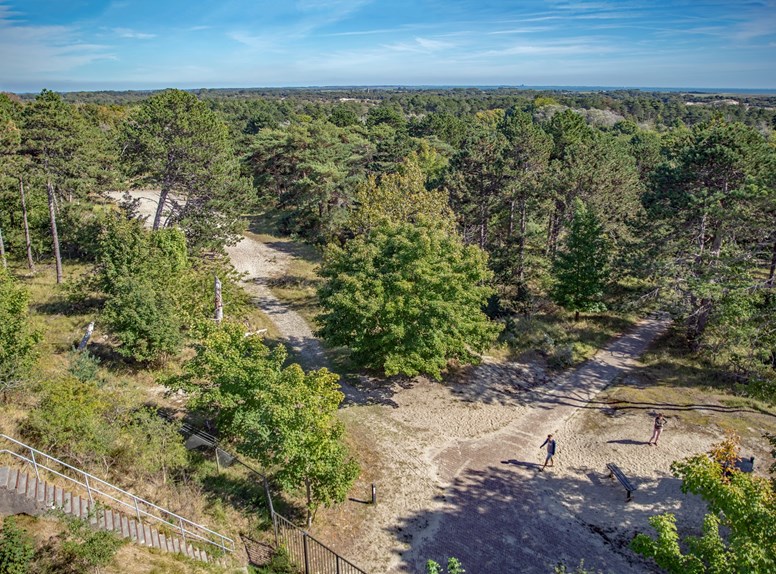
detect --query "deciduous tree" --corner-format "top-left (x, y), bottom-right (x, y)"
top-left (318, 221), bottom-right (500, 379)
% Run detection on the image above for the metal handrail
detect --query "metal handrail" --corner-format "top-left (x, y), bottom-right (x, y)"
top-left (0, 434), bottom-right (234, 553)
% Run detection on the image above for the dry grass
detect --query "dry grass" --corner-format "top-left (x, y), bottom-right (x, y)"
top-left (1, 261), bottom-right (284, 571)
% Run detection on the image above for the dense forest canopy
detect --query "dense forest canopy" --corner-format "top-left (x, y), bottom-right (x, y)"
top-left (1, 86), bottom-right (774, 392)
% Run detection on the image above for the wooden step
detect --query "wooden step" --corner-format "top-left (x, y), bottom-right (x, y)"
top-left (0, 467), bottom-right (9, 488)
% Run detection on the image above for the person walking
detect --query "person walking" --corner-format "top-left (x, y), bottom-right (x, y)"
top-left (648, 413), bottom-right (667, 446)
top-left (539, 434), bottom-right (556, 471)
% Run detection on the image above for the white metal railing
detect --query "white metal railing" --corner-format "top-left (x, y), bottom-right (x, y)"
top-left (0, 433), bottom-right (234, 554)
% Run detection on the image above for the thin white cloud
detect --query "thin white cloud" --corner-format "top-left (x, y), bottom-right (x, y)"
top-left (0, 8), bottom-right (115, 79)
top-left (382, 37), bottom-right (455, 53)
top-left (488, 26), bottom-right (555, 35)
top-left (415, 37), bottom-right (455, 51)
top-left (113, 27), bottom-right (156, 39)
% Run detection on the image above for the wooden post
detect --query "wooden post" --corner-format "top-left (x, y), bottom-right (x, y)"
top-left (214, 275), bottom-right (223, 324)
top-left (0, 226), bottom-right (6, 270)
top-left (371, 483), bottom-right (376, 505)
top-left (77, 322), bottom-right (95, 351)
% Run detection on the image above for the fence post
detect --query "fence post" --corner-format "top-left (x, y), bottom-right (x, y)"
top-left (336, 555), bottom-right (341, 574)
top-left (179, 517), bottom-right (187, 548)
top-left (84, 474), bottom-right (93, 504)
top-left (29, 449), bottom-right (40, 481)
top-left (264, 476), bottom-right (278, 546)
top-left (371, 483), bottom-right (376, 505)
top-left (303, 532), bottom-right (311, 574)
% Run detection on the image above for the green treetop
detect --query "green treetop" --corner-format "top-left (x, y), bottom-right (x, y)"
top-left (317, 221), bottom-right (500, 379)
top-left (551, 199), bottom-right (610, 321)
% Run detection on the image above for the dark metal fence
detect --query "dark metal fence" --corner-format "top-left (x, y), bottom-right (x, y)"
top-left (274, 513), bottom-right (367, 574)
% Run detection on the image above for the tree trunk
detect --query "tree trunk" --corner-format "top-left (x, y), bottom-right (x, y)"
top-left (214, 276), bottom-right (223, 323)
top-left (77, 321), bottom-right (95, 351)
top-left (19, 177), bottom-right (35, 271)
top-left (305, 479), bottom-right (313, 528)
top-left (47, 178), bottom-right (63, 283)
top-left (508, 198), bottom-right (515, 238)
top-left (152, 186), bottom-right (171, 231)
top-left (516, 195), bottom-right (527, 284)
top-left (574, 310), bottom-right (580, 322)
top-left (0, 226), bottom-right (6, 269)
top-left (766, 238), bottom-right (776, 306)
top-left (479, 204), bottom-right (488, 249)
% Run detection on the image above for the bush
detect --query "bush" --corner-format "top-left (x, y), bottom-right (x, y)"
top-left (22, 378), bottom-right (187, 482)
top-left (32, 513), bottom-right (124, 574)
top-left (0, 268), bottom-right (39, 399)
top-left (67, 349), bottom-right (102, 383)
top-left (0, 517), bottom-right (34, 574)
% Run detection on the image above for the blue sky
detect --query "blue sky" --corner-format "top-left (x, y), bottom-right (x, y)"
top-left (1, 0), bottom-right (775, 92)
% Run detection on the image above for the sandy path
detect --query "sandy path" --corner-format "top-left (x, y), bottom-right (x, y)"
top-left (107, 191), bottom-right (767, 574)
top-left (402, 316), bottom-right (673, 573)
top-left (106, 190), bottom-right (328, 369)
top-left (329, 316), bottom-right (727, 574)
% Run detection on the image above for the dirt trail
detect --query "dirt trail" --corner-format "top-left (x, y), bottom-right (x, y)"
top-left (106, 190), bottom-right (328, 369)
top-left (402, 316), bottom-right (673, 574)
top-left (329, 316), bottom-right (682, 574)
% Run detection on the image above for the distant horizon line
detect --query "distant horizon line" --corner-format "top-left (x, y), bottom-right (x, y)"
top-left (7, 84), bottom-right (776, 96)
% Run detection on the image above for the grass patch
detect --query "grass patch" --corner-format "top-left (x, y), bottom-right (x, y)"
top-left (502, 310), bottom-right (639, 368)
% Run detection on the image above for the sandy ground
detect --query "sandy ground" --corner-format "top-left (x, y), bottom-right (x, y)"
top-left (108, 191), bottom-right (776, 574)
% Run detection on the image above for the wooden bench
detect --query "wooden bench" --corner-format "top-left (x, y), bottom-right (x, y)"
top-left (606, 463), bottom-right (636, 502)
top-left (734, 456), bottom-right (755, 473)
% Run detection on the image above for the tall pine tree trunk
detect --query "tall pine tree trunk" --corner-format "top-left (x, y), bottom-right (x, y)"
top-left (766, 237), bottom-right (776, 306)
top-left (19, 177), bottom-right (35, 271)
top-left (517, 195), bottom-right (527, 284)
top-left (0, 226), bottom-right (6, 269)
top-left (305, 478), bottom-right (313, 528)
top-left (47, 177), bottom-right (63, 283)
top-left (153, 186), bottom-right (171, 231)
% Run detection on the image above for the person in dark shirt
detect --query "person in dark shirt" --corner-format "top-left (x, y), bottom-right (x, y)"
top-left (539, 434), bottom-right (556, 471)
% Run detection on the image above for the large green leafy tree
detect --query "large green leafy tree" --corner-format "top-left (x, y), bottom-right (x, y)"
top-left (551, 200), bottom-right (610, 321)
top-left (0, 268), bottom-right (39, 399)
top-left (347, 155), bottom-right (454, 236)
top-left (317, 221), bottom-right (500, 379)
top-left (120, 89), bottom-right (249, 250)
top-left (171, 323), bottom-right (359, 526)
top-left (632, 435), bottom-right (776, 573)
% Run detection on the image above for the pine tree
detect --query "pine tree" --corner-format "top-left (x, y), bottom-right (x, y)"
top-left (551, 199), bottom-right (610, 321)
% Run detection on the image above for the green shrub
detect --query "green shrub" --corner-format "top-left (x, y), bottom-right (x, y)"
top-left (0, 517), bottom-right (34, 574)
top-left (0, 268), bottom-right (40, 399)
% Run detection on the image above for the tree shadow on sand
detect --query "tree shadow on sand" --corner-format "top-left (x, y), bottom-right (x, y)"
top-left (389, 463), bottom-right (706, 574)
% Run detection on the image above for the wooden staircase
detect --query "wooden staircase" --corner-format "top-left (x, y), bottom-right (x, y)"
top-left (0, 466), bottom-right (214, 563)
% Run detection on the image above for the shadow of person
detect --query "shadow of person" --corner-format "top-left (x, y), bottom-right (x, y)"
top-left (501, 459), bottom-right (542, 470)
